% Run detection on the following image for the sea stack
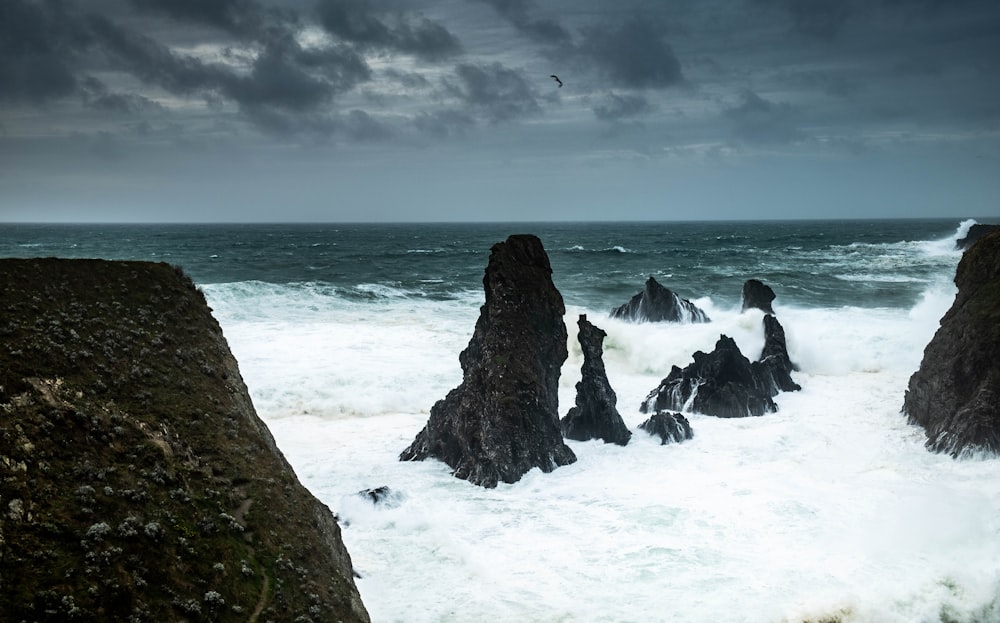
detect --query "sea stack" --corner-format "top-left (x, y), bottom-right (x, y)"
top-left (903, 231), bottom-right (1000, 456)
top-left (641, 314), bottom-right (799, 417)
top-left (400, 234), bottom-right (576, 487)
top-left (561, 315), bottom-right (631, 446)
top-left (0, 258), bottom-right (370, 622)
top-left (741, 279), bottom-right (776, 314)
top-left (611, 276), bottom-right (709, 323)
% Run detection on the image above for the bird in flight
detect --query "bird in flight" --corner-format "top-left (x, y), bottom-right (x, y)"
top-left (550, 74), bottom-right (563, 88)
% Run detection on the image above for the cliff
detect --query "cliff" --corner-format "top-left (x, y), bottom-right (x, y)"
top-left (902, 231), bottom-right (1000, 456)
top-left (0, 258), bottom-right (369, 622)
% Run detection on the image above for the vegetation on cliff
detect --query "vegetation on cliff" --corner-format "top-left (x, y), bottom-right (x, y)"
top-left (0, 258), bottom-right (369, 622)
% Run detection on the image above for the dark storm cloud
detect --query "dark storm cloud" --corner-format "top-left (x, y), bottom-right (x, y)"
top-left (126, 0), bottom-right (270, 37)
top-left (477, 0), bottom-right (571, 45)
top-left (724, 90), bottom-right (803, 145)
top-left (577, 17), bottom-right (684, 89)
top-left (444, 63), bottom-right (541, 123)
top-left (592, 92), bottom-right (651, 122)
top-left (314, 0), bottom-right (461, 61)
top-left (414, 109), bottom-right (476, 138)
top-left (80, 76), bottom-right (165, 113)
top-left (0, 0), bottom-right (87, 102)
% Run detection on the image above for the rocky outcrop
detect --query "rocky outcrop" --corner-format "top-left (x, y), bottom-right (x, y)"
top-left (956, 223), bottom-right (1000, 250)
top-left (741, 279), bottom-right (776, 314)
top-left (0, 258), bottom-right (369, 622)
top-left (903, 231), bottom-right (1000, 456)
top-left (611, 276), bottom-right (709, 323)
top-left (638, 412), bottom-right (693, 445)
top-left (560, 315), bottom-right (631, 446)
top-left (640, 315), bottom-right (799, 418)
top-left (399, 235), bottom-right (576, 487)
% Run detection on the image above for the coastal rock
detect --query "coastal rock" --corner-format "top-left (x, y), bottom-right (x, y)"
top-left (638, 412), bottom-right (693, 445)
top-left (0, 258), bottom-right (370, 622)
top-left (611, 276), bottom-right (709, 323)
top-left (399, 235), bottom-right (576, 487)
top-left (955, 223), bottom-right (1000, 250)
top-left (357, 486), bottom-right (402, 507)
top-left (741, 279), bottom-right (776, 314)
top-left (641, 315), bottom-right (799, 418)
top-left (903, 230), bottom-right (1000, 456)
top-left (560, 315), bottom-right (631, 446)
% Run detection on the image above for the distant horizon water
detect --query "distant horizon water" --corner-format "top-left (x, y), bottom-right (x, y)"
top-left (2, 218), bottom-right (998, 622)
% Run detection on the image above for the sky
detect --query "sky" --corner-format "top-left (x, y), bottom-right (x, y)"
top-left (1, 0), bottom-right (999, 223)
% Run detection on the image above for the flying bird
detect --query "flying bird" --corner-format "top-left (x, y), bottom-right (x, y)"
top-left (550, 74), bottom-right (563, 88)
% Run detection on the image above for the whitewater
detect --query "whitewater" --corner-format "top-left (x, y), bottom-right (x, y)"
top-left (194, 221), bottom-right (999, 623)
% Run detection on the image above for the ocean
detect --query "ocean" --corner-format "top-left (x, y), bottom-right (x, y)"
top-left (2, 219), bottom-right (998, 622)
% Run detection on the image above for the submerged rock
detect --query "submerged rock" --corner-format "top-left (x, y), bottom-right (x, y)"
top-left (356, 486), bottom-right (402, 507)
top-left (561, 315), bottom-right (631, 446)
top-left (611, 276), bottom-right (709, 323)
top-left (955, 223), bottom-right (1000, 250)
top-left (0, 258), bottom-right (370, 622)
top-left (400, 234), bottom-right (576, 487)
top-left (741, 279), bottom-right (776, 314)
top-left (641, 315), bottom-right (799, 418)
top-left (903, 230), bottom-right (1000, 456)
top-left (638, 411), bottom-right (693, 445)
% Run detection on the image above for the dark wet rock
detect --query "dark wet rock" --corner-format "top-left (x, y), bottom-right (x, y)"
top-left (956, 224), bottom-right (1000, 250)
top-left (356, 486), bottom-right (401, 507)
top-left (400, 235), bottom-right (576, 487)
top-left (903, 230), bottom-right (1000, 457)
top-left (0, 258), bottom-right (370, 622)
top-left (741, 279), bottom-right (776, 314)
top-left (561, 315), bottom-right (631, 446)
top-left (611, 276), bottom-right (709, 323)
top-left (638, 411), bottom-right (693, 445)
top-left (641, 315), bottom-right (799, 418)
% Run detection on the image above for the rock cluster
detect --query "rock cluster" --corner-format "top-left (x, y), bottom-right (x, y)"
top-left (903, 231), bottom-right (1000, 456)
top-left (0, 258), bottom-right (369, 622)
top-left (400, 235), bottom-right (576, 487)
top-left (611, 276), bottom-right (709, 323)
top-left (561, 315), bottom-right (632, 446)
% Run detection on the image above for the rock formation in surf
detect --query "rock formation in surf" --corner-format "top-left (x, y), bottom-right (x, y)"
top-left (399, 234), bottom-right (576, 487)
top-left (956, 223), bottom-right (1000, 250)
top-left (560, 315), bottom-right (631, 446)
top-left (611, 276), bottom-right (709, 323)
top-left (641, 315), bottom-right (799, 418)
top-left (741, 279), bottom-right (776, 314)
top-left (638, 411), bottom-right (693, 445)
top-left (903, 230), bottom-right (1000, 457)
top-left (0, 258), bottom-right (370, 622)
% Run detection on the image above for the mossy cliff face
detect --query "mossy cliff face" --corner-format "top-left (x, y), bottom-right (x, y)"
top-left (0, 258), bottom-right (369, 622)
top-left (903, 231), bottom-right (1000, 456)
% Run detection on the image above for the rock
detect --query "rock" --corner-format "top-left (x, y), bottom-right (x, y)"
top-left (560, 315), bottom-right (631, 446)
top-left (399, 235), bottom-right (576, 487)
top-left (955, 223), bottom-right (1000, 250)
top-left (903, 230), bottom-right (1000, 457)
top-left (356, 486), bottom-right (401, 507)
top-left (638, 411), bottom-right (693, 445)
top-left (741, 279), bottom-right (776, 314)
top-left (611, 276), bottom-right (709, 323)
top-left (0, 258), bottom-right (370, 622)
top-left (641, 315), bottom-right (799, 418)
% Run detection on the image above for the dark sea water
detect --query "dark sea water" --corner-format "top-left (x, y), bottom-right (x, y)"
top-left (3, 218), bottom-right (998, 622)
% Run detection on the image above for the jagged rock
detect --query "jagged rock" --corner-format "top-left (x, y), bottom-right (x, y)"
top-left (356, 486), bottom-right (401, 507)
top-left (611, 276), bottom-right (709, 323)
top-left (399, 235), bottom-right (576, 487)
top-left (561, 315), bottom-right (631, 446)
top-left (638, 411), bottom-right (693, 445)
top-left (741, 279), bottom-right (776, 314)
top-left (903, 230), bottom-right (1000, 456)
top-left (641, 315), bottom-right (799, 418)
top-left (0, 258), bottom-right (370, 622)
top-left (956, 224), bottom-right (1000, 250)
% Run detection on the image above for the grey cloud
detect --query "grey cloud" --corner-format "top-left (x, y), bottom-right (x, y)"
top-left (337, 109), bottom-right (394, 142)
top-left (385, 69), bottom-right (432, 89)
top-left (0, 0), bottom-right (87, 103)
top-left (315, 0), bottom-right (461, 61)
top-left (578, 17), bottom-right (684, 89)
top-left (592, 92), bottom-right (652, 122)
top-left (444, 62), bottom-right (541, 123)
top-left (724, 90), bottom-right (803, 144)
top-left (478, 0), bottom-right (571, 45)
top-left (126, 0), bottom-right (269, 37)
top-left (414, 109), bottom-right (476, 138)
top-left (80, 76), bottom-right (165, 113)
